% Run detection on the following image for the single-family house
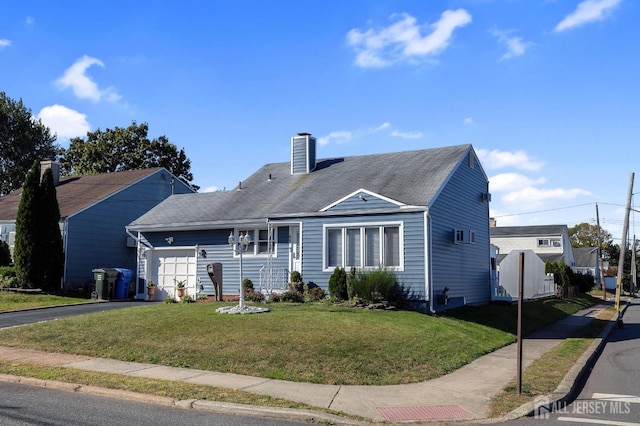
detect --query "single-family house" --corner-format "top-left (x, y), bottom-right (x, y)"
top-left (127, 133), bottom-right (492, 312)
top-left (0, 162), bottom-right (194, 290)
top-left (489, 223), bottom-right (575, 300)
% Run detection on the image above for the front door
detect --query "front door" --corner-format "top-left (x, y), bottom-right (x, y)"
top-left (290, 225), bottom-right (301, 274)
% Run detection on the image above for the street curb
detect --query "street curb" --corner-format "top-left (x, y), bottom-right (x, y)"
top-left (502, 300), bottom-right (631, 420)
top-left (0, 373), bottom-right (364, 425)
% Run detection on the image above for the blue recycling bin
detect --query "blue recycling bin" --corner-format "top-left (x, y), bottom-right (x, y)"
top-left (114, 268), bottom-right (134, 299)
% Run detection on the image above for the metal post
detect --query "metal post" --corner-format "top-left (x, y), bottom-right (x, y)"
top-left (517, 251), bottom-right (524, 395)
top-left (596, 203), bottom-right (606, 300)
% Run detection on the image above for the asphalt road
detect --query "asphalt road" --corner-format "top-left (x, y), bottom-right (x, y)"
top-left (506, 300), bottom-right (640, 425)
top-left (0, 300), bottom-right (147, 329)
top-left (0, 381), bottom-right (307, 426)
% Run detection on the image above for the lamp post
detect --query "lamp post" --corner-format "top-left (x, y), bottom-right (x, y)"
top-left (216, 231), bottom-right (269, 315)
top-left (229, 231), bottom-right (251, 310)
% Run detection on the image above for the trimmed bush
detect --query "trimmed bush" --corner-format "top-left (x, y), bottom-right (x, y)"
top-left (0, 241), bottom-right (11, 266)
top-left (328, 267), bottom-right (348, 300)
top-left (352, 268), bottom-right (399, 303)
top-left (280, 290), bottom-right (304, 303)
top-left (290, 270), bottom-right (302, 284)
top-left (242, 278), bottom-right (254, 292)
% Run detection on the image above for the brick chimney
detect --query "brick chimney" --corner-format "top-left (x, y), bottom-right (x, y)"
top-left (40, 160), bottom-right (61, 186)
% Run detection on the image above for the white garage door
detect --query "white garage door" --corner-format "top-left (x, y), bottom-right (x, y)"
top-left (152, 249), bottom-right (196, 297)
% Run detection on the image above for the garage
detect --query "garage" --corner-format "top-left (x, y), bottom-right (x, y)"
top-left (149, 248), bottom-right (196, 300)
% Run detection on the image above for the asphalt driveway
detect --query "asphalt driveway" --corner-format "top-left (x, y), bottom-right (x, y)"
top-left (0, 300), bottom-right (148, 329)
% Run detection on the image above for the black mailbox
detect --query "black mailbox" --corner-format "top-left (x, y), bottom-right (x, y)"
top-left (206, 263), bottom-right (223, 301)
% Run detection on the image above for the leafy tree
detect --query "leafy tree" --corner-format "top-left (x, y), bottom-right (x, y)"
top-left (0, 92), bottom-right (58, 196)
top-left (13, 161), bottom-right (44, 288)
top-left (569, 222), bottom-right (613, 249)
top-left (60, 121), bottom-right (198, 190)
top-left (40, 168), bottom-right (64, 292)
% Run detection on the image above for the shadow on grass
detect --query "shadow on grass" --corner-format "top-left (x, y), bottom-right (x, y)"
top-left (444, 294), bottom-right (604, 336)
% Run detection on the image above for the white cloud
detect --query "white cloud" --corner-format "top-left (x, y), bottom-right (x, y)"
top-left (37, 104), bottom-right (90, 139)
top-left (374, 122), bottom-right (391, 132)
top-left (490, 29), bottom-right (533, 60)
top-left (489, 173), bottom-right (546, 192)
top-left (0, 39), bottom-right (11, 48)
top-left (346, 9), bottom-right (471, 68)
top-left (318, 131), bottom-right (354, 146)
top-left (463, 117), bottom-right (474, 126)
top-left (555, 0), bottom-right (621, 32)
top-left (25, 16), bottom-right (34, 27)
top-left (56, 55), bottom-right (122, 102)
top-left (390, 130), bottom-right (423, 139)
top-left (201, 186), bottom-right (219, 193)
top-left (502, 186), bottom-right (592, 206)
top-left (476, 148), bottom-right (545, 171)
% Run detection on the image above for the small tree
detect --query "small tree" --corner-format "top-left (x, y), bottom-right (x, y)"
top-left (40, 168), bottom-right (64, 292)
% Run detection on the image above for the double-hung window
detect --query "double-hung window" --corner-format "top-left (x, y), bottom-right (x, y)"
top-left (325, 223), bottom-right (402, 270)
top-left (234, 227), bottom-right (277, 256)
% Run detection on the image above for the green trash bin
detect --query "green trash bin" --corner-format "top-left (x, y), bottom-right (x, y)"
top-left (92, 268), bottom-right (117, 300)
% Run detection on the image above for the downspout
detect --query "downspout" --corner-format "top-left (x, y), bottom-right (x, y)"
top-left (425, 210), bottom-right (435, 314)
top-left (125, 228), bottom-right (152, 300)
top-left (62, 219), bottom-right (69, 285)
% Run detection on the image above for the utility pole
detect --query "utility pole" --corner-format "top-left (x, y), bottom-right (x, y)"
top-left (632, 236), bottom-right (637, 296)
top-left (615, 172), bottom-right (634, 311)
top-left (596, 203), bottom-right (606, 300)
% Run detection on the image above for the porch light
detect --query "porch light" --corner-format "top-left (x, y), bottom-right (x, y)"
top-left (216, 231), bottom-right (269, 315)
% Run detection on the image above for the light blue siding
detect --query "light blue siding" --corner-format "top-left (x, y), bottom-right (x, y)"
top-left (428, 151), bottom-right (490, 306)
top-left (64, 170), bottom-right (192, 284)
top-left (140, 227), bottom-right (290, 297)
top-left (326, 191), bottom-right (399, 212)
top-left (274, 212), bottom-right (427, 299)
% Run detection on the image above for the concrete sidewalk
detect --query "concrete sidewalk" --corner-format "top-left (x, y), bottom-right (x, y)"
top-left (0, 301), bottom-right (621, 424)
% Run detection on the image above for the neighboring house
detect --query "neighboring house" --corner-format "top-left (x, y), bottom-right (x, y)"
top-left (0, 162), bottom-right (194, 289)
top-left (573, 247), bottom-right (600, 277)
top-left (127, 133), bottom-right (492, 312)
top-left (489, 224), bottom-right (575, 300)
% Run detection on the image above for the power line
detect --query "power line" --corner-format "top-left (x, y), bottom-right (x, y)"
top-left (492, 202), bottom-right (596, 218)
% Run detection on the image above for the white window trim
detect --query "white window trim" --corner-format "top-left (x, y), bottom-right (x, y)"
top-left (322, 221), bottom-right (404, 272)
top-left (537, 238), bottom-right (561, 248)
top-left (232, 227), bottom-right (278, 258)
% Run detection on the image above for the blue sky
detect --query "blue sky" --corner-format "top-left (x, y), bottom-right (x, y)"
top-left (1, 0), bottom-right (638, 242)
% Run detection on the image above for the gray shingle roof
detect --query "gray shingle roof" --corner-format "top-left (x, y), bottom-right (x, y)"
top-left (129, 144), bottom-right (474, 229)
top-left (573, 247), bottom-right (598, 267)
top-left (0, 168), bottom-right (166, 221)
top-left (490, 225), bottom-right (569, 237)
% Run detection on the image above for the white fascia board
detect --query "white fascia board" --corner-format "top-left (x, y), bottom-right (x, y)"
top-left (320, 188), bottom-right (407, 212)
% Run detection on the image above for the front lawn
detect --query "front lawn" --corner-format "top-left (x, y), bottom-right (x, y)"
top-left (0, 292), bottom-right (92, 312)
top-left (0, 295), bottom-right (599, 386)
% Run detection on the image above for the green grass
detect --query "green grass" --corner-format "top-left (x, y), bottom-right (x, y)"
top-left (487, 306), bottom-right (615, 417)
top-left (0, 360), bottom-right (339, 412)
top-left (0, 295), bottom-right (599, 386)
top-left (0, 292), bottom-right (92, 312)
